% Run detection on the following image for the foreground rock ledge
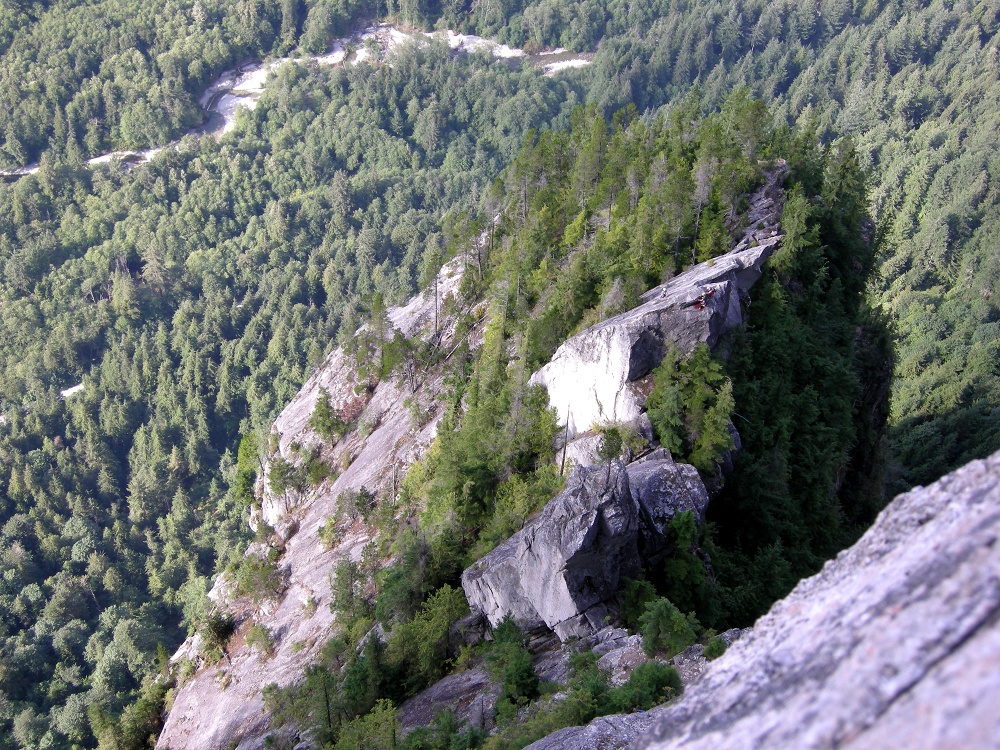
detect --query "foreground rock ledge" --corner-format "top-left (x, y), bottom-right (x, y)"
top-left (526, 449), bottom-right (1000, 750)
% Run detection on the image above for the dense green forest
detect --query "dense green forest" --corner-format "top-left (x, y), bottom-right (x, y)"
top-left (456, 0), bottom-right (1000, 487)
top-left (0, 0), bottom-right (997, 747)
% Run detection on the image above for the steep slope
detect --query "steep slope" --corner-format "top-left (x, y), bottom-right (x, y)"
top-left (158, 260), bottom-right (480, 750)
top-left (531, 163), bottom-right (785, 439)
top-left (157, 159), bottom-right (787, 746)
top-left (525, 448), bottom-right (1000, 749)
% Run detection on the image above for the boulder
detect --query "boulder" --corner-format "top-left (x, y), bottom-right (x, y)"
top-left (523, 449), bottom-right (1000, 750)
top-left (462, 457), bottom-right (711, 642)
top-left (462, 461), bottom-right (640, 640)
top-left (627, 456), bottom-right (709, 558)
top-left (596, 638), bottom-right (648, 687)
top-left (397, 668), bottom-right (500, 734)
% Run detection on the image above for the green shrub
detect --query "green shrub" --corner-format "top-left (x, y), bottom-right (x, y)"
top-left (608, 662), bottom-right (682, 712)
top-left (335, 699), bottom-right (400, 750)
top-left (487, 617), bottom-right (540, 715)
top-left (318, 517), bottom-right (339, 549)
top-left (645, 344), bottom-right (735, 471)
top-left (399, 709), bottom-right (486, 750)
top-left (703, 636), bottom-right (727, 660)
top-left (309, 387), bottom-right (351, 442)
top-left (619, 577), bottom-right (657, 631)
top-left (386, 585), bottom-right (469, 695)
top-left (232, 555), bottom-right (285, 603)
top-left (234, 432), bottom-right (261, 507)
top-left (639, 598), bottom-right (700, 657)
top-left (246, 623), bottom-right (274, 656)
top-left (199, 611), bottom-right (234, 664)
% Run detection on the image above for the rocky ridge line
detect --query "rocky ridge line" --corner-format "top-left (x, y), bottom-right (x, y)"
top-left (524, 449), bottom-right (1000, 749)
top-left (531, 161), bottom-right (787, 441)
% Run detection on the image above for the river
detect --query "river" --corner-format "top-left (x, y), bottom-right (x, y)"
top-left (0, 24), bottom-right (591, 179)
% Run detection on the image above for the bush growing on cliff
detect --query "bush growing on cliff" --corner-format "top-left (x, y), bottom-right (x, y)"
top-left (247, 623), bottom-right (276, 656)
top-left (486, 617), bottom-right (541, 714)
top-left (662, 511), bottom-right (719, 621)
top-left (480, 648), bottom-right (681, 750)
top-left (385, 585), bottom-right (469, 696)
top-left (399, 709), bottom-right (486, 750)
top-left (618, 577), bottom-right (657, 631)
top-left (646, 344), bottom-right (735, 472)
top-left (231, 555), bottom-right (286, 604)
top-left (703, 635), bottom-right (727, 660)
top-left (335, 699), bottom-right (401, 750)
top-left (609, 662), bottom-right (682, 712)
top-left (639, 598), bottom-right (700, 657)
top-left (310, 388), bottom-right (352, 443)
top-left (198, 611), bottom-right (235, 664)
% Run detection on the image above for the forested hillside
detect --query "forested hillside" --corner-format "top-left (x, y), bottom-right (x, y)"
top-left (0, 37), bottom-right (577, 747)
top-left (254, 97), bottom-right (885, 749)
top-left (0, 0), bottom-right (996, 747)
top-left (0, 0), bottom-right (378, 166)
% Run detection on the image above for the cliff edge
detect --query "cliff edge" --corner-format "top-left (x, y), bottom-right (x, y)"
top-left (526, 449), bottom-right (1000, 749)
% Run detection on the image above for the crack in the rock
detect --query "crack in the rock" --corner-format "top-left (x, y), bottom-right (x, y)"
top-left (835, 597), bottom-right (1000, 748)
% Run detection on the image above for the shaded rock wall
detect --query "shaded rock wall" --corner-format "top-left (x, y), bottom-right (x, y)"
top-left (523, 449), bottom-right (1000, 750)
top-left (462, 455), bottom-right (710, 641)
top-left (462, 461), bottom-right (641, 641)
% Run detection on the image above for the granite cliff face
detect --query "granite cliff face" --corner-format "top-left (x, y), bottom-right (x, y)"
top-left (530, 162), bottom-right (786, 440)
top-left (159, 162), bottom-right (801, 748)
top-left (524, 449), bottom-right (1000, 750)
top-left (158, 260), bottom-right (479, 750)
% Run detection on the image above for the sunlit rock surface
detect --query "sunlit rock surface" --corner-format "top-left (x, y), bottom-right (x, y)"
top-left (158, 260), bottom-right (478, 750)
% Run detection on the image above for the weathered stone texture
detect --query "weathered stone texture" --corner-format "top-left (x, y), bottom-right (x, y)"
top-left (523, 449), bottom-right (1000, 750)
top-left (461, 461), bottom-right (641, 640)
top-left (397, 668), bottom-right (500, 734)
top-left (462, 457), bottom-right (711, 641)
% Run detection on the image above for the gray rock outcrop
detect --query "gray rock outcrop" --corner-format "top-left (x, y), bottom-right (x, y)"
top-left (628, 454), bottom-right (709, 559)
top-left (397, 668), bottom-right (500, 734)
top-left (462, 457), bottom-right (710, 641)
top-left (530, 163), bottom-right (786, 440)
top-left (462, 461), bottom-right (640, 641)
top-left (527, 713), bottom-right (661, 750)
top-left (523, 449), bottom-right (1000, 750)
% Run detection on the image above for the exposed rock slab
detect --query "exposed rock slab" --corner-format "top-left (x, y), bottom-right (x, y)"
top-left (523, 449), bottom-right (1000, 750)
top-left (397, 668), bottom-right (500, 734)
top-left (667, 628), bottom-right (749, 687)
top-left (158, 262), bottom-right (479, 750)
top-left (526, 713), bottom-right (660, 750)
top-left (529, 165), bottom-right (786, 440)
